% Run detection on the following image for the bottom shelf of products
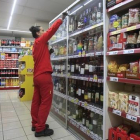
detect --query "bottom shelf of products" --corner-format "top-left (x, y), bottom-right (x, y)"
top-left (51, 94), bottom-right (103, 140)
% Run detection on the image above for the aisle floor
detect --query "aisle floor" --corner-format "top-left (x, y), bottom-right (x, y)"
top-left (0, 90), bottom-right (78, 140)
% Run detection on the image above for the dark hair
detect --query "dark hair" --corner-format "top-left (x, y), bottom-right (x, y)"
top-left (29, 26), bottom-right (40, 38)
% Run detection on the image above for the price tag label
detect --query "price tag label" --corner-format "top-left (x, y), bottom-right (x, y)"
top-left (86, 129), bottom-right (90, 136)
top-left (98, 79), bottom-right (102, 83)
top-left (71, 98), bottom-right (75, 103)
top-left (126, 114), bottom-right (137, 122)
top-left (75, 98), bottom-right (79, 104)
top-left (90, 132), bottom-right (95, 140)
top-left (95, 52), bottom-right (102, 55)
top-left (111, 30), bottom-right (121, 35)
top-left (109, 51), bottom-right (118, 55)
top-left (89, 78), bottom-right (93, 82)
top-left (91, 106), bottom-right (95, 112)
top-left (84, 102), bottom-right (88, 107)
top-left (113, 109), bottom-right (121, 116)
top-left (127, 26), bottom-right (136, 31)
top-left (123, 49), bottom-right (134, 54)
top-left (110, 77), bottom-right (118, 82)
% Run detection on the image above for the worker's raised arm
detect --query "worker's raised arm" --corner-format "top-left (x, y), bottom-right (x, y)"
top-left (40, 19), bottom-right (63, 43)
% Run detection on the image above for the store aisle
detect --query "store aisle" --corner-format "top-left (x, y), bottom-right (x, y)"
top-left (0, 90), bottom-right (77, 140)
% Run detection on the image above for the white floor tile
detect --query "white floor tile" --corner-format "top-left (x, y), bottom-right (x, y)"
top-left (0, 132), bottom-right (3, 140)
top-left (14, 107), bottom-right (28, 111)
top-left (9, 136), bottom-right (28, 140)
top-left (48, 121), bottom-right (62, 129)
top-left (27, 134), bottom-right (52, 140)
top-left (1, 108), bottom-right (15, 112)
top-left (20, 119), bottom-right (32, 127)
top-left (3, 128), bottom-right (25, 140)
top-left (2, 112), bottom-right (17, 118)
top-left (18, 114), bottom-right (31, 121)
top-left (47, 116), bottom-right (54, 122)
top-left (3, 121), bottom-right (22, 131)
top-left (23, 126), bottom-right (34, 135)
top-left (0, 124), bottom-right (2, 132)
top-left (2, 116), bottom-right (19, 124)
top-left (50, 128), bottom-right (71, 140)
top-left (16, 110), bottom-right (30, 116)
top-left (57, 135), bottom-right (78, 140)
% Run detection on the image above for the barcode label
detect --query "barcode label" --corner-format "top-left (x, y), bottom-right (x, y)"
top-left (113, 109), bottom-right (121, 116)
top-left (126, 114), bottom-right (137, 122)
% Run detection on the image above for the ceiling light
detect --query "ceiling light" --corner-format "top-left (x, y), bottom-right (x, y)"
top-left (7, 0), bottom-right (17, 30)
top-left (84, 0), bottom-right (93, 6)
top-left (70, 6), bottom-right (83, 15)
top-left (0, 29), bottom-right (31, 33)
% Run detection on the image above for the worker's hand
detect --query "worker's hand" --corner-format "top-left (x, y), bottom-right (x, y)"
top-left (61, 12), bottom-right (68, 20)
top-left (49, 48), bottom-right (54, 54)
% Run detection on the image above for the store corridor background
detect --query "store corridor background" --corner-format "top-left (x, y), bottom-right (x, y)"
top-left (0, 90), bottom-right (77, 140)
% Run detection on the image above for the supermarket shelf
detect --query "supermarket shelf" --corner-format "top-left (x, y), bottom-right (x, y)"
top-left (68, 96), bottom-right (103, 116)
top-left (107, 76), bottom-right (140, 85)
top-left (0, 52), bottom-right (20, 54)
top-left (108, 107), bottom-right (140, 124)
top-left (0, 46), bottom-right (31, 49)
top-left (107, 49), bottom-right (140, 55)
top-left (68, 116), bottom-right (102, 140)
top-left (0, 77), bottom-right (19, 79)
top-left (51, 106), bottom-right (66, 122)
top-left (0, 68), bottom-right (19, 69)
top-left (68, 52), bottom-right (103, 59)
top-left (69, 22), bottom-right (103, 38)
top-left (52, 73), bottom-right (66, 78)
top-left (109, 24), bottom-right (140, 36)
top-left (51, 56), bottom-right (66, 61)
top-left (0, 86), bottom-right (19, 90)
top-left (50, 37), bottom-right (66, 45)
top-left (107, 0), bottom-right (133, 12)
top-left (0, 59), bottom-right (18, 60)
top-left (53, 90), bottom-right (67, 99)
top-left (68, 75), bottom-right (103, 83)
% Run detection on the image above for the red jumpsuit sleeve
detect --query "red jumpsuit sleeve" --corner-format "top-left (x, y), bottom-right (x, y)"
top-left (40, 19), bottom-right (63, 43)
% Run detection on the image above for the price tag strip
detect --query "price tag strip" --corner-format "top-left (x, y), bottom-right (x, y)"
top-left (110, 77), bottom-right (118, 82)
top-left (113, 109), bottom-right (121, 116)
top-left (126, 114), bottom-right (137, 122)
top-left (108, 51), bottom-right (118, 55)
top-left (123, 49), bottom-right (134, 54)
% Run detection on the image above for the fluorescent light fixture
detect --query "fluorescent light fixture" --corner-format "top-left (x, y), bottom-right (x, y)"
top-left (7, 0), bottom-right (17, 29)
top-left (70, 6), bottom-right (83, 15)
top-left (49, 0), bottom-right (80, 24)
top-left (84, 0), bottom-right (93, 6)
top-left (0, 28), bottom-right (31, 33)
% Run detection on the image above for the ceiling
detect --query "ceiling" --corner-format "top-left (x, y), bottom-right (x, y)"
top-left (0, 0), bottom-right (75, 37)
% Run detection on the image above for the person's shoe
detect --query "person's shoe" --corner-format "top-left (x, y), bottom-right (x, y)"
top-left (32, 124), bottom-right (49, 131)
top-left (35, 128), bottom-right (54, 137)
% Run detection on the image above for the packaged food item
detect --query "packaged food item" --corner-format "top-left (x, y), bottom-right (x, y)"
top-left (130, 132), bottom-right (140, 140)
top-left (109, 15), bottom-right (119, 32)
top-left (88, 37), bottom-right (94, 52)
top-left (116, 124), bottom-right (132, 135)
top-left (129, 8), bottom-right (140, 26)
top-left (108, 127), bottom-right (117, 140)
top-left (125, 33), bottom-right (137, 49)
top-left (119, 92), bottom-right (130, 113)
top-left (118, 64), bottom-right (129, 73)
top-left (137, 31), bottom-right (140, 48)
top-left (106, 0), bottom-right (116, 9)
top-left (130, 61), bottom-right (139, 73)
top-left (117, 132), bottom-right (129, 140)
top-left (95, 33), bottom-right (103, 52)
top-left (122, 14), bottom-right (128, 28)
top-left (128, 94), bottom-right (140, 116)
top-left (108, 61), bottom-right (118, 73)
top-left (117, 17), bottom-right (122, 30)
top-left (108, 91), bottom-right (119, 109)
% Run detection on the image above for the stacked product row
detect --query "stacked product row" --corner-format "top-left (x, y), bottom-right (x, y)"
top-left (0, 79), bottom-right (19, 87)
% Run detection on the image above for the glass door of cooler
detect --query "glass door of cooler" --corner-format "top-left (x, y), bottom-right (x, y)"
top-left (49, 16), bottom-right (68, 127)
top-left (67, 0), bottom-right (104, 140)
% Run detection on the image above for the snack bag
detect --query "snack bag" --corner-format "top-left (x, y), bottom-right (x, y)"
top-left (129, 8), bottom-right (140, 26)
top-left (109, 15), bottom-right (119, 32)
top-left (118, 64), bottom-right (129, 73)
top-left (95, 33), bottom-right (103, 52)
top-left (122, 14), bottom-right (129, 28)
top-left (130, 61), bottom-right (139, 73)
top-left (108, 61), bottom-right (118, 73)
top-left (116, 124), bottom-right (132, 135)
top-left (109, 91), bottom-right (119, 109)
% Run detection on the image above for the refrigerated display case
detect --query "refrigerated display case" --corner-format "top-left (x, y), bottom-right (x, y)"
top-left (50, 0), bottom-right (140, 140)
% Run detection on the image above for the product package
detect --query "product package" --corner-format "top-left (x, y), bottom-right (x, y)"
top-left (95, 33), bottom-right (103, 52)
top-left (128, 94), bottom-right (140, 116)
top-left (129, 8), bottom-right (140, 26)
top-left (109, 15), bottom-right (119, 32)
top-left (116, 124), bottom-right (132, 135)
top-left (122, 14), bottom-right (129, 28)
top-left (116, 0), bottom-right (124, 4)
top-left (125, 33), bottom-right (138, 49)
top-left (108, 61), bottom-right (118, 73)
top-left (137, 31), bottom-right (140, 48)
top-left (108, 91), bottom-right (119, 109)
top-left (130, 61), bottom-right (139, 73)
top-left (119, 92), bottom-right (130, 113)
top-left (108, 127), bottom-right (117, 140)
top-left (108, 33), bottom-right (127, 51)
top-left (117, 132), bottom-right (129, 140)
top-left (130, 132), bottom-right (140, 140)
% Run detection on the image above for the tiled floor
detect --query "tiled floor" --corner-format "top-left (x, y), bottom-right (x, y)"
top-left (0, 90), bottom-right (78, 140)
